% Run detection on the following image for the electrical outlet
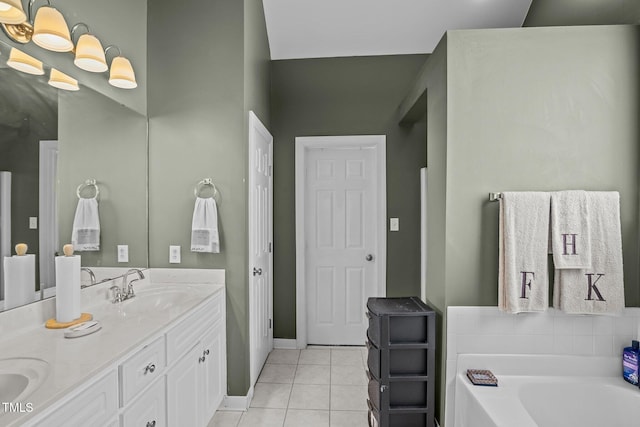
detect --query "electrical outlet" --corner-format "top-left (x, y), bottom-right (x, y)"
top-left (29, 217), bottom-right (38, 230)
top-left (390, 217), bottom-right (400, 232)
top-left (117, 245), bottom-right (129, 263)
top-left (169, 245), bottom-right (181, 264)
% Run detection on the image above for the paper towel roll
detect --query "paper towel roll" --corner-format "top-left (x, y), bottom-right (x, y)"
top-left (3, 254), bottom-right (35, 310)
top-left (55, 255), bottom-right (81, 323)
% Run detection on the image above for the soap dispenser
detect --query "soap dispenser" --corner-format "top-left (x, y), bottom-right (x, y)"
top-left (623, 340), bottom-right (639, 385)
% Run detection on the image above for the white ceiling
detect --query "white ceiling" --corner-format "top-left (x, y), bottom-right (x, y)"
top-left (263, 0), bottom-right (533, 60)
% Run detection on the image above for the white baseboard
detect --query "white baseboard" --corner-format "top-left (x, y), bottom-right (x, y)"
top-left (273, 338), bottom-right (297, 349)
top-left (222, 387), bottom-right (254, 411)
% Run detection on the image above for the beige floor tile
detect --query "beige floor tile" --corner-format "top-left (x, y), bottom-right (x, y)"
top-left (331, 349), bottom-right (364, 366)
top-left (330, 385), bottom-right (368, 411)
top-left (250, 383), bottom-right (292, 409)
top-left (288, 384), bottom-right (331, 410)
top-left (238, 408), bottom-right (286, 427)
top-left (267, 349), bottom-right (301, 365)
top-left (294, 365), bottom-right (331, 385)
top-left (207, 410), bottom-right (242, 427)
top-left (284, 409), bottom-right (330, 427)
top-left (299, 349), bottom-right (331, 365)
top-left (258, 364), bottom-right (297, 384)
top-left (330, 410), bottom-right (368, 427)
top-left (331, 365), bottom-right (367, 385)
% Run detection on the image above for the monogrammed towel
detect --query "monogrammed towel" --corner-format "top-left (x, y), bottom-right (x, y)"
top-left (550, 191), bottom-right (591, 269)
top-left (553, 192), bottom-right (624, 314)
top-left (499, 192), bottom-right (550, 314)
top-left (71, 197), bottom-right (100, 251)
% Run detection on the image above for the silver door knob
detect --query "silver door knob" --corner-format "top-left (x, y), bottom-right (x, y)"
top-left (366, 254), bottom-right (374, 261)
top-left (253, 267), bottom-right (263, 276)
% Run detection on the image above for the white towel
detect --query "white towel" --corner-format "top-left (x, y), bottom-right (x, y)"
top-left (71, 197), bottom-right (100, 251)
top-left (553, 192), bottom-right (625, 314)
top-left (550, 191), bottom-right (592, 269)
top-left (190, 197), bottom-right (220, 253)
top-left (499, 192), bottom-right (551, 314)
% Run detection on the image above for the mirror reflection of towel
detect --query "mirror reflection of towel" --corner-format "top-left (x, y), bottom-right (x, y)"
top-left (71, 198), bottom-right (100, 251)
top-left (191, 197), bottom-right (220, 253)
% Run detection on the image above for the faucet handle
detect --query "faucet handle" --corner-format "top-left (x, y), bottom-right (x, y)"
top-left (109, 285), bottom-right (122, 303)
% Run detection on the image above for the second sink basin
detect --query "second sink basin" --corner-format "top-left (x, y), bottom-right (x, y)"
top-left (0, 358), bottom-right (49, 405)
top-left (121, 285), bottom-right (194, 312)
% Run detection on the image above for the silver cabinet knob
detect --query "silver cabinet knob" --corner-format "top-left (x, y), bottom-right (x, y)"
top-left (144, 363), bottom-right (156, 374)
top-left (366, 254), bottom-right (374, 261)
top-left (253, 267), bottom-right (263, 276)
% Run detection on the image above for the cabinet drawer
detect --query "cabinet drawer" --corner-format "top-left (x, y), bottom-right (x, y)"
top-left (121, 376), bottom-right (166, 427)
top-left (367, 343), bottom-right (429, 379)
top-left (367, 372), bottom-right (428, 410)
top-left (34, 370), bottom-right (118, 427)
top-left (166, 291), bottom-right (223, 365)
top-left (367, 400), bottom-right (428, 427)
top-left (120, 336), bottom-right (166, 406)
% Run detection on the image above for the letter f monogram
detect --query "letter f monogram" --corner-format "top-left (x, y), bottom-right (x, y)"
top-left (520, 271), bottom-right (535, 299)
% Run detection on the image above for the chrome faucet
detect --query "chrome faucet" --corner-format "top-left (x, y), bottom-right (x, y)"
top-left (80, 267), bottom-right (96, 288)
top-left (110, 269), bottom-right (145, 303)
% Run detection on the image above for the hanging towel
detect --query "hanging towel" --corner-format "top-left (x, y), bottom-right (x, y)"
top-left (498, 192), bottom-right (550, 314)
top-left (71, 197), bottom-right (100, 251)
top-left (553, 192), bottom-right (624, 314)
top-left (550, 191), bottom-right (592, 269)
top-left (190, 197), bottom-right (220, 253)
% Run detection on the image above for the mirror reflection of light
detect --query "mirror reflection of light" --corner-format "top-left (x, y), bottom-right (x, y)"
top-left (48, 68), bottom-right (79, 91)
top-left (6, 48), bottom-right (44, 75)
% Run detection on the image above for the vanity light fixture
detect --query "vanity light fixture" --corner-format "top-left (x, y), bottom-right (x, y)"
top-left (48, 68), bottom-right (79, 91)
top-left (6, 47), bottom-right (43, 75)
top-left (71, 23), bottom-right (107, 73)
top-left (105, 45), bottom-right (137, 89)
top-left (0, 0), bottom-right (26, 25)
top-left (0, 0), bottom-right (72, 51)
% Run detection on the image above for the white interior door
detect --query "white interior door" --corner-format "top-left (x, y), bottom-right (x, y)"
top-left (39, 140), bottom-right (58, 291)
top-left (249, 111), bottom-right (273, 385)
top-left (299, 136), bottom-right (386, 345)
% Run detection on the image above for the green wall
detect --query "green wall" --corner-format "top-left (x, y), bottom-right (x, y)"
top-left (525, 0), bottom-right (640, 26)
top-left (58, 88), bottom-right (148, 268)
top-left (424, 25), bottom-right (640, 425)
top-left (148, 0), bottom-right (270, 396)
top-left (270, 55), bottom-right (428, 339)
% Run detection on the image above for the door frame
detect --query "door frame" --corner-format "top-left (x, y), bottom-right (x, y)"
top-left (248, 111), bottom-right (274, 386)
top-left (295, 135), bottom-right (387, 349)
top-left (39, 140), bottom-right (59, 291)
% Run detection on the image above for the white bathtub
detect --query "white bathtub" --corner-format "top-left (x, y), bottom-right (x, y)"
top-left (454, 354), bottom-right (640, 427)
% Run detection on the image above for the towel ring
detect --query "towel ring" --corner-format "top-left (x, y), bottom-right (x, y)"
top-left (76, 179), bottom-right (99, 199)
top-left (194, 178), bottom-right (219, 199)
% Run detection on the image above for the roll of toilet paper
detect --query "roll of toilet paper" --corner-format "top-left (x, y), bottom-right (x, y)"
top-left (3, 255), bottom-right (35, 310)
top-left (55, 255), bottom-right (81, 323)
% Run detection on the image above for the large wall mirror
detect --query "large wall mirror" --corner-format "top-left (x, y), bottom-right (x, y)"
top-left (0, 40), bottom-right (148, 312)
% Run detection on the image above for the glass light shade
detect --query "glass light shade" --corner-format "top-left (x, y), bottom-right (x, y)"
top-left (109, 56), bottom-right (137, 89)
top-left (48, 68), bottom-right (79, 91)
top-left (6, 48), bottom-right (44, 75)
top-left (74, 34), bottom-right (107, 72)
top-left (0, 0), bottom-right (26, 25)
top-left (32, 6), bottom-right (73, 52)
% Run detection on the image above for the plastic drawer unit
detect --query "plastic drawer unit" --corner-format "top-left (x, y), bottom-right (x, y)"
top-left (366, 297), bottom-right (436, 427)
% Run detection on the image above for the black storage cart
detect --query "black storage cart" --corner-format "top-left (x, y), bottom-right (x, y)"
top-left (366, 297), bottom-right (436, 427)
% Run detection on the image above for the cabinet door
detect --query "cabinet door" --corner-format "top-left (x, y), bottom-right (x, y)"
top-left (166, 344), bottom-right (200, 427)
top-left (199, 320), bottom-right (225, 425)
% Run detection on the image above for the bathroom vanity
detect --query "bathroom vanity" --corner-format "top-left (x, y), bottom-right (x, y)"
top-left (0, 269), bottom-right (226, 427)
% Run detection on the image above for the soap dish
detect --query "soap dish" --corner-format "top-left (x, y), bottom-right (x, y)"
top-left (467, 369), bottom-right (498, 386)
top-left (64, 321), bottom-right (102, 338)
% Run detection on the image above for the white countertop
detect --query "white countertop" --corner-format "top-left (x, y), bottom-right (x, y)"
top-left (0, 269), bottom-right (224, 427)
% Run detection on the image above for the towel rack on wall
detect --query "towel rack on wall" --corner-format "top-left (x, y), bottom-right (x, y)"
top-left (194, 178), bottom-right (219, 200)
top-left (76, 179), bottom-right (99, 199)
top-left (489, 192), bottom-right (503, 202)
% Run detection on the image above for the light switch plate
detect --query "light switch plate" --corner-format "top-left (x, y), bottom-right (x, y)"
top-left (169, 245), bottom-right (181, 264)
top-left (117, 245), bottom-right (129, 263)
top-left (29, 217), bottom-right (38, 230)
top-left (390, 217), bottom-right (399, 232)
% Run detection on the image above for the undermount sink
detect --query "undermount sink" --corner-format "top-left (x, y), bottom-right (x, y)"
top-left (0, 358), bottom-right (49, 405)
top-left (120, 285), bottom-right (194, 312)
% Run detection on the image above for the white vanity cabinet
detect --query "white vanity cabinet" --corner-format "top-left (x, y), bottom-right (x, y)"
top-left (166, 291), bottom-right (226, 426)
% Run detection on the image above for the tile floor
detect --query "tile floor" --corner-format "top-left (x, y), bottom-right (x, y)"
top-left (208, 347), bottom-right (369, 427)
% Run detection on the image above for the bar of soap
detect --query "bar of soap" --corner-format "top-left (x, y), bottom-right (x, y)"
top-left (63, 244), bottom-right (74, 257)
top-left (15, 243), bottom-right (27, 256)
